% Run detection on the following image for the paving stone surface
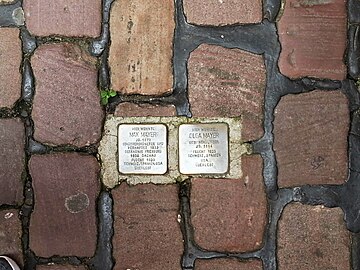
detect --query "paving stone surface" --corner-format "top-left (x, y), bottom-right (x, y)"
top-left (31, 43), bottom-right (104, 147)
top-left (188, 44), bottom-right (266, 142)
top-left (278, 204), bottom-right (350, 270)
top-left (274, 90), bottom-right (349, 187)
top-left (183, 0), bottom-right (262, 26)
top-left (114, 102), bottom-right (177, 117)
top-left (277, 0), bottom-right (347, 80)
top-left (0, 210), bottom-right (23, 267)
top-left (195, 258), bottom-right (263, 270)
top-left (36, 265), bottom-right (88, 270)
top-left (0, 28), bottom-right (21, 108)
top-left (29, 153), bottom-right (100, 257)
top-left (23, 0), bottom-right (102, 37)
top-left (112, 183), bottom-right (183, 270)
top-left (0, 118), bottom-right (25, 205)
top-left (191, 155), bottom-right (266, 252)
top-left (109, 0), bottom-right (174, 95)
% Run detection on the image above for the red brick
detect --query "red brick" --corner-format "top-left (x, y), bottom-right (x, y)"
top-left (183, 0), bottom-right (262, 26)
top-left (0, 28), bottom-right (21, 108)
top-left (31, 43), bottom-right (104, 147)
top-left (109, 0), bottom-right (174, 95)
top-left (36, 265), bottom-right (87, 270)
top-left (0, 118), bottom-right (25, 205)
top-left (112, 183), bottom-right (183, 270)
top-left (191, 155), bottom-right (266, 252)
top-left (114, 102), bottom-right (177, 117)
top-left (188, 44), bottom-right (266, 142)
top-left (274, 90), bottom-right (349, 187)
top-left (23, 0), bottom-right (101, 37)
top-left (278, 204), bottom-right (350, 270)
top-left (0, 210), bottom-right (23, 267)
top-left (29, 153), bottom-right (100, 257)
top-left (278, 0), bottom-right (347, 80)
top-left (195, 259), bottom-right (263, 270)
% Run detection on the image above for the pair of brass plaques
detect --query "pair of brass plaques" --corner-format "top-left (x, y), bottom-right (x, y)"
top-left (118, 123), bottom-right (229, 175)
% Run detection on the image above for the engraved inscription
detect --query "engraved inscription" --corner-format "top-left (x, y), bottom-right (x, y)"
top-left (118, 124), bottom-right (167, 174)
top-left (179, 123), bottom-right (229, 174)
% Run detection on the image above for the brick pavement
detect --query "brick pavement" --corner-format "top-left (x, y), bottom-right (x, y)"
top-left (0, 1), bottom-right (359, 270)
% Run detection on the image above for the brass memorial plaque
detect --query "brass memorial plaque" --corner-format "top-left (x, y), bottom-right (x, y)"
top-left (118, 124), bottom-right (167, 174)
top-left (178, 123), bottom-right (229, 174)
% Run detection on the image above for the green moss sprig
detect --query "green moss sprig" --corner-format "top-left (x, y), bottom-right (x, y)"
top-left (100, 89), bottom-right (117, 105)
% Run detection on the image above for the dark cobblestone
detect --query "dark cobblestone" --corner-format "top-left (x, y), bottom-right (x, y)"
top-left (0, 118), bottom-right (25, 205)
top-left (29, 153), bottom-right (100, 257)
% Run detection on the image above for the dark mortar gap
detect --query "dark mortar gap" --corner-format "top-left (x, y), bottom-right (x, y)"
top-left (88, 191), bottom-right (114, 270)
top-left (36, 256), bottom-right (83, 265)
top-left (20, 27), bottom-right (37, 56)
top-left (347, 24), bottom-right (360, 79)
top-left (21, 138), bottom-right (35, 270)
top-left (342, 80), bottom-right (360, 112)
top-left (256, 189), bottom-right (294, 270)
top-left (89, 0), bottom-right (115, 56)
top-left (263, 0), bottom-right (282, 22)
top-left (36, 36), bottom-right (94, 48)
top-left (349, 0), bottom-right (360, 24)
top-left (351, 232), bottom-right (360, 269)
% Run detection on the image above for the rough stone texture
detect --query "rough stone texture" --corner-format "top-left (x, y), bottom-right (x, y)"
top-left (99, 116), bottom-right (245, 188)
top-left (0, 118), bottom-right (25, 205)
top-left (0, 0), bottom-right (16, 3)
top-left (114, 102), bottom-right (177, 117)
top-left (188, 44), bottom-right (266, 142)
top-left (183, 0), bottom-right (262, 26)
top-left (109, 0), bottom-right (174, 95)
top-left (278, 204), bottom-right (350, 270)
top-left (112, 183), bottom-right (183, 270)
top-left (29, 153), bottom-right (100, 257)
top-left (31, 43), bottom-right (104, 147)
top-left (191, 155), bottom-right (266, 252)
top-left (36, 266), bottom-right (87, 270)
top-left (0, 28), bottom-right (21, 108)
top-left (0, 210), bottom-right (23, 267)
top-left (278, 0), bottom-right (347, 80)
top-left (23, 0), bottom-right (101, 37)
top-left (274, 90), bottom-right (349, 187)
top-left (195, 259), bottom-right (263, 270)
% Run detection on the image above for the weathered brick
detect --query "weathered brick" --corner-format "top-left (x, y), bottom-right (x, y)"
top-left (183, 0), bottom-right (262, 26)
top-left (109, 0), bottom-right (174, 95)
top-left (195, 259), bottom-right (263, 270)
top-left (36, 265), bottom-right (87, 270)
top-left (114, 102), bottom-right (177, 117)
top-left (278, 204), bottom-right (350, 270)
top-left (0, 210), bottom-right (23, 267)
top-left (112, 183), bottom-right (183, 270)
top-left (0, 118), bottom-right (24, 205)
top-left (191, 155), bottom-right (266, 252)
top-left (0, 28), bottom-right (21, 108)
top-left (31, 43), bottom-right (104, 147)
top-left (274, 90), bottom-right (349, 187)
top-left (29, 153), bottom-right (100, 257)
top-left (188, 44), bottom-right (266, 142)
top-left (23, 0), bottom-right (101, 37)
top-left (278, 0), bottom-right (347, 80)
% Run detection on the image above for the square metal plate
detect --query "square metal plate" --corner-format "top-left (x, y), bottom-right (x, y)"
top-left (118, 124), bottom-right (167, 174)
top-left (178, 123), bottom-right (229, 174)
